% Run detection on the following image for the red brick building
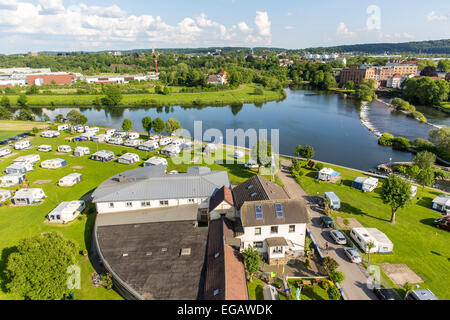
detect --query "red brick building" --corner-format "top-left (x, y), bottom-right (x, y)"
top-left (26, 74), bottom-right (77, 85)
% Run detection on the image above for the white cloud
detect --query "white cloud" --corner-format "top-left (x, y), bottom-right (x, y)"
top-left (0, 0), bottom-right (17, 10)
top-left (284, 26), bottom-right (294, 30)
top-left (238, 22), bottom-right (251, 32)
top-left (426, 11), bottom-right (449, 23)
top-left (39, 0), bottom-right (64, 15)
top-left (336, 22), bottom-right (356, 37)
top-left (255, 11), bottom-right (271, 37)
top-left (79, 4), bottom-right (126, 18)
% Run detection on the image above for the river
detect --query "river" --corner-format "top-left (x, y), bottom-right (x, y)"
top-left (33, 89), bottom-right (449, 171)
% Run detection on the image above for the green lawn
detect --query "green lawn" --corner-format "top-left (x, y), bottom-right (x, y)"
top-left (247, 279), bottom-right (330, 300)
top-left (0, 131), bottom-right (23, 141)
top-left (292, 160), bottom-right (450, 299)
top-left (6, 84), bottom-right (284, 107)
top-left (0, 128), bottom-right (261, 300)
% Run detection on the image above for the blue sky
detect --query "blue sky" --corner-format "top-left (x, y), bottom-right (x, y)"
top-left (0, 0), bottom-right (448, 53)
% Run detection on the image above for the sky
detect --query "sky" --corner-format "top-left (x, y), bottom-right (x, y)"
top-left (0, 0), bottom-right (448, 54)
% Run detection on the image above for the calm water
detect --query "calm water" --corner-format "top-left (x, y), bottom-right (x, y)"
top-left (32, 89), bottom-right (447, 171)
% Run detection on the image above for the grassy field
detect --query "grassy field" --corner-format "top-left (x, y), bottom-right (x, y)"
top-left (7, 84), bottom-right (284, 107)
top-left (0, 125), bottom-right (264, 300)
top-left (292, 160), bottom-right (450, 299)
top-left (0, 121), bottom-right (49, 140)
top-left (247, 279), bottom-right (330, 300)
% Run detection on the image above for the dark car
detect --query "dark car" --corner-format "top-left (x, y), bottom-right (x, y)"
top-left (434, 217), bottom-right (450, 231)
top-left (0, 140), bottom-right (9, 145)
top-left (373, 287), bottom-right (397, 300)
top-left (320, 216), bottom-right (334, 228)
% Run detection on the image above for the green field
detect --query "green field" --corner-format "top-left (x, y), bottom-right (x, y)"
top-left (0, 126), bottom-right (262, 300)
top-left (292, 160), bottom-right (450, 299)
top-left (247, 279), bottom-right (330, 300)
top-left (7, 84), bottom-right (284, 107)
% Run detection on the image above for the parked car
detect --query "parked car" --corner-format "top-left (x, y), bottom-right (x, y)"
top-left (0, 140), bottom-right (9, 145)
top-left (343, 247), bottom-right (362, 263)
top-left (373, 287), bottom-right (397, 300)
top-left (434, 216), bottom-right (450, 231)
top-left (329, 230), bottom-right (347, 245)
top-left (320, 216), bottom-right (334, 228)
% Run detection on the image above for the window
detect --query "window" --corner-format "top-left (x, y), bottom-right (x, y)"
top-left (160, 200), bottom-right (169, 206)
top-left (270, 226), bottom-right (278, 234)
top-left (250, 192), bottom-right (257, 197)
top-left (188, 198), bottom-right (195, 203)
top-left (108, 203), bottom-right (114, 208)
top-left (214, 289), bottom-right (220, 296)
top-left (255, 228), bottom-right (261, 236)
top-left (289, 225), bottom-right (295, 233)
top-left (247, 184), bottom-right (254, 190)
top-left (141, 201), bottom-right (151, 208)
top-left (253, 242), bottom-right (263, 249)
top-left (255, 205), bottom-right (263, 220)
top-left (126, 202), bottom-right (133, 208)
top-left (275, 203), bottom-right (283, 218)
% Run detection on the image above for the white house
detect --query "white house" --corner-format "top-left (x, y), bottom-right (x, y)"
top-left (127, 132), bottom-right (140, 140)
top-left (41, 130), bottom-right (60, 138)
top-left (208, 186), bottom-right (235, 221)
top-left (91, 150), bottom-right (114, 162)
top-left (13, 154), bottom-right (40, 165)
top-left (159, 137), bottom-right (173, 146)
top-left (38, 145), bottom-right (52, 152)
top-left (0, 173), bottom-right (25, 187)
top-left (48, 200), bottom-right (85, 223)
top-left (58, 145), bottom-right (72, 153)
top-left (124, 139), bottom-right (142, 148)
top-left (138, 140), bottom-right (159, 152)
top-left (41, 158), bottom-right (67, 169)
top-left (14, 140), bottom-right (31, 150)
top-left (318, 168), bottom-right (341, 182)
top-left (73, 146), bottom-right (90, 157)
top-left (143, 156), bottom-right (168, 167)
top-left (92, 134), bottom-right (108, 143)
top-left (350, 227), bottom-right (393, 254)
top-left (160, 144), bottom-right (181, 157)
top-left (236, 199), bottom-right (310, 264)
top-left (0, 189), bottom-right (12, 203)
top-left (0, 147), bottom-right (12, 157)
top-left (12, 188), bottom-right (46, 205)
top-left (5, 162), bottom-right (33, 174)
top-left (431, 194), bottom-right (450, 215)
top-left (118, 153), bottom-right (140, 165)
top-left (58, 173), bottom-right (82, 187)
top-left (107, 137), bottom-right (123, 145)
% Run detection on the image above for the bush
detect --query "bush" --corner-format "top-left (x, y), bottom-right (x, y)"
top-left (102, 272), bottom-right (113, 290)
top-left (329, 270), bottom-right (345, 284)
top-left (254, 87), bottom-right (264, 95)
top-left (322, 257), bottom-right (339, 272)
top-left (327, 286), bottom-right (341, 300)
top-left (315, 163), bottom-right (325, 171)
top-left (378, 132), bottom-right (394, 146)
top-left (392, 137), bottom-right (412, 151)
top-left (320, 279), bottom-right (333, 290)
top-left (414, 138), bottom-right (435, 152)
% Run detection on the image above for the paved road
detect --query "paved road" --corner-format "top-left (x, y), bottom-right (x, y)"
top-left (277, 159), bottom-right (378, 301)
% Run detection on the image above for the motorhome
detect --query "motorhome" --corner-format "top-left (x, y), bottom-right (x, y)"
top-left (73, 146), bottom-right (90, 157)
top-left (14, 140), bottom-right (31, 150)
top-left (118, 153), bottom-right (140, 165)
top-left (57, 145), bottom-right (72, 153)
top-left (38, 145), bottom-right (52, 152)
top-left (41, 158), bottom-right (67, 169)
top-left (58, 173), bottom-right (82, 187)
top-left (12, 188), bottom-right (46, 205)
top-left (13, 154), bottom-right (40, 165)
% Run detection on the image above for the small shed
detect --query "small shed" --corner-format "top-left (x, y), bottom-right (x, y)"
top-left (431, 195), bottom-right (450, 215)
top-left (5, 162), bottom-right (33, 174)
top-left (352, 177), bottom-right (379, 192)
top-left (58, 173), bottom-right (82, 187)
top-left (0, 189), bottom-right (12, 202)
top-left (0, 147), bottom-right (12, 157)
top-left (144, 156), bottom-right (168, 167)
top-left (0, 174), bottom-right (25, 187)
top-left (12, 188), bottom-right (46, 205)
top-left (38, 145), bottom-right (52, 152)
top-left (74, 146), bottom-right (90, 157)
top-left (58, 145), bottom-right (72, 153)
top-left (48, 200), bottom-right (85, 223)
top-left (91, 150), bottom-right (114, 162)
top-left (160, 144), bottom-right (181, 157)
top-left (41, 158), bottom-right (67, 169)
top-left (324, 192), bottom-right (341, 210)
top-left (118, 153), bottom-right (140, 165)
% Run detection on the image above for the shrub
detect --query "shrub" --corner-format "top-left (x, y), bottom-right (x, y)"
top-left (414, 138), bottom-right (435, 152)
top-left (254, 87), bottom-right (264, 95)
top-left (327, 286), bottom-right (341, 300)
top-left (378, 133), bottom-right (394, 146)
top-left (329, 270), bottom-right (345, 284)
top-left (320, 279), bottom-right (333, 290)
top-left (392, 137), bottom-right (412, 151)
top-left (315, 163), bottom-right (325, 171)
top-left (322, 257), bottom-right (339, 272)
top-left (102, 272), bottom-right (113, 290)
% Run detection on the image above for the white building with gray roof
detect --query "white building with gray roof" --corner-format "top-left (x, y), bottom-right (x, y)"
top-left (92, 166), bottom-right (230, 219)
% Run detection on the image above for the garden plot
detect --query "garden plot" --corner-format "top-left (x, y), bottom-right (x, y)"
top-left (379, 263), bottom-right (424, 286)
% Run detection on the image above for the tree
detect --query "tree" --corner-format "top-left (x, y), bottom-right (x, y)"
top-left (242, 246), bottom-right (261, 281)
top-left (16, 108), bottom-right (35, 121)
top-left (403, 282), bottom-right (415, 296)
top-left (0, 95), bottom-right (10, 108)
top-left (165, 118), bottom-right (182, 135)
top-left (4, 232), bottom-right (78, 300)
top-left (413, 151), bottom-right (436, 170)
top-left (122, 118), bottom-right (132, 132)
top-left (26, 85), bottom-right (39, 95)
top-left (380, 175), bottom-right (412, 224)
top-left (437, 59), bottom-right (450, 73)
top-left (416, 168), bottom-right (435, 190)
top-left (142, 116), bottom-right (153, 139)
top-left (429, 127), bottom-right (450, 158)
top-left (296, 145), bottom-right (315, 160)
top-left (0, 106), bottom-right (13, 120)
top-left (17, 94), bottom-right (28, 107)
top-left (329, 270), bottom-right (345, 284)
top-left (251, 139), bottom-right (272, 167)
top-left (356, 81), bottom-right (376, 102)
top-left (327, 286), bottom-right (341, 300)
top-left (54, 114), bottom-right (65, 123)
top-left (42, 113), bottom-right (50, 122)
top-left (366, 241), bottom-right (376, 265)
top-left (101, 86), bottom-right (123, 105)
top-left (420, 66), bottom-right (438, 77)
top-left (344, 80), bottom-right (355, 90)
top-left (152, 117), bottom-right (166, 134)
top-left (66, 109), bottom-right (88, 125)
top-left (322, 257), bottom-right (339, 272)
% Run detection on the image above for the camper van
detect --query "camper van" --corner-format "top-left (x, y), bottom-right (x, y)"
top-left (323, 192), bottom-right (341, 210)
top-left (350, 227), bottom-right (393, 254)
top-left (138, 140), bottom-right (159, 152)
top-left (14, 154), bottom-right (40, 165)
top-left (58, 173), bottom-right (82, 187)
top-left (0, 147), bottom-right (11, 157)
top-left (73, 146), bottom-right (90, 157)
top-left (41, 130), bottom-right (60, 138)
top-left (41, 158), bottom-right (67, 169)
top-left (38, 145), bottom-right (52, 152)
top-left (107, 137), bottom-right (123, 145)
top-left (91, 150), bottom-right (114, 162)
top-left (124, 139), bottom-right (142, 148)
top-left (57, 145), bottom-right (72, 153)
top-left (118, 153), bottom-right (140, 165)
top-left (14, 140), bottom-right (31, 150)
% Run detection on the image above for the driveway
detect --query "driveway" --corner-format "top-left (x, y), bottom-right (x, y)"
top-left (277, 159), bottom-right (378, 300)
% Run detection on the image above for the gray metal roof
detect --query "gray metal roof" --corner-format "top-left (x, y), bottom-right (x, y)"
top-left (92, 166), bottom-right (230, 203)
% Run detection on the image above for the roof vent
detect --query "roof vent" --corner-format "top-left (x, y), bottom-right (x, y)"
top-left (250, 192), bottom-right (257, 197)
top-left (146, 251), bottom-right (152, 256)
top-left (181, 248), bottom-right (191, 256)
top-left (161, 248), bottom-right (168, 253)
top-left (122, 253), bottom-right (128, 257)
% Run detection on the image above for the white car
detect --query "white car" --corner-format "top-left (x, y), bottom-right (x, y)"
top-left (344, 247), bottom-right (362, 263)
top-left (329, 230), bottom-right (347, 245)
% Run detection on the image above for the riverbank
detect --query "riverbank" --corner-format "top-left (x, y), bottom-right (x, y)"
top-left (6, 84), bottom-right (285, 107)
